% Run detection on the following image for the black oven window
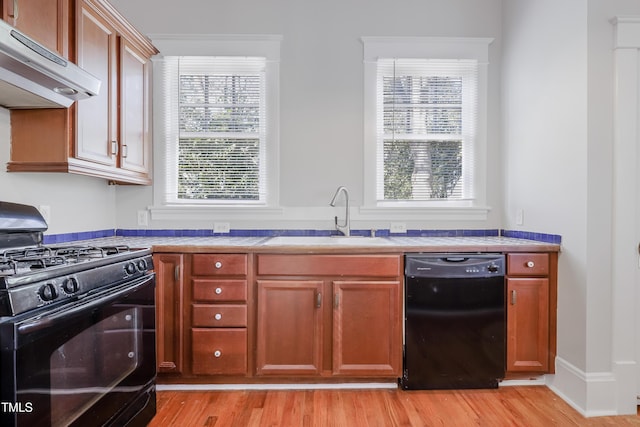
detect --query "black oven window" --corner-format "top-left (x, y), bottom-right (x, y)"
top-left (49, 307), bottom-right (142, 427)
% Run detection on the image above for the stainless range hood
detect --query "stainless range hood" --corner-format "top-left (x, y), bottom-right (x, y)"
top-left (0, 19), bottom-right (101, 109)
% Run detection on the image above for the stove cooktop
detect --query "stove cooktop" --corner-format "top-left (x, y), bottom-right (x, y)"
top-left (0, 245), bottom-right (132, 278)
top-left (0, 245), bottom-right (153, 317)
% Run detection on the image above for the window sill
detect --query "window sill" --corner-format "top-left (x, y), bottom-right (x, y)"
top-left (149, 205), bottom-right (284, 221)
top-left (358, 205), bottom-right (491, 221)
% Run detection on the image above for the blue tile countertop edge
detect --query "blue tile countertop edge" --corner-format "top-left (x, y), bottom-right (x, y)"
top-left (43, 228), bottom-right (562, 245)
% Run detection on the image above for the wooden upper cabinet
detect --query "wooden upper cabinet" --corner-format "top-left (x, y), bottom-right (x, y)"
top-left (6, 0), bottom-right (158, 185)
top-left (2, 0), bottom-right (69, 56)
top-left (119, 38), bottom-right (151, 174)
top-left (76, 1), bottom-right (117, 167)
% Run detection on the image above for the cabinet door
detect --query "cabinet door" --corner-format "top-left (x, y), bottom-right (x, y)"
top-left (119, 38), bottom-right (150, 174)
top-left (506, 278), bottom-right (549, 372)
top-left (3, 0), bottom-right (67, 54)
top-left (256, 280), bottom-right (323, 375)
top-left (154, 254), bottom-right (184, 374)
top-left (76, 1), bottom-right (117, 166)
top-left (332, 281), bottom-right (402, 376)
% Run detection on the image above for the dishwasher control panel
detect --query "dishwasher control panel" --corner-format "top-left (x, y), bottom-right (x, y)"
top-left (405, 253), bottom-right (505, 279)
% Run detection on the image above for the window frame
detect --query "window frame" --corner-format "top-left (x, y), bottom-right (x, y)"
top-left (361, 37), bottom-right (493, 220)
top-left (149, 35), bottom-right (282, 221)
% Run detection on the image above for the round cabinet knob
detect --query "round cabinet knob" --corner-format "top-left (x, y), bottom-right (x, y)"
top-left (215, 287), bottom-right (223, 295)
top-left (526, 261), bottom-right (535, 268)
top-left (214, 350), bottom-right (222, 358)
top-left (214, 261), bottom-right (223, 269)
top-left (214, 313), bottom-right (222, 320)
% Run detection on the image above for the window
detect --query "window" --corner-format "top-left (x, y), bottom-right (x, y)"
top-left (175, 57), bottom-right (265, 203)
top-left (379, 59), bottom-right (476, 201)
top-left (151, 35), bottom-right (281, 218)
top-left (362, 37), bottom-right (492, 218)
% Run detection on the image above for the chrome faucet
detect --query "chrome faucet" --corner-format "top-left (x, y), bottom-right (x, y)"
top-left (329, 186), bottom-right (350, 236)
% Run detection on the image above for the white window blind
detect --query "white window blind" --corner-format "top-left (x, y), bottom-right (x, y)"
top-left (162, 56), bottom-right (267, 204)
top-left (376, 58), bottom-right (478, 202)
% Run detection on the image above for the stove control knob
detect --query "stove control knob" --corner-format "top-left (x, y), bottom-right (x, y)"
top-left (62, 277), bottom-right (79, 294)
top-left (39, 283), bottom-right (58, 302)
top-left (125, 262), bottom-right (137, 275)
top-left (137, 259), bottom-right (148, 271)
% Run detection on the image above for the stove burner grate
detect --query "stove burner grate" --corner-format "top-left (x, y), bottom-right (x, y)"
top-left (0, 245), bottom-right (132, 276)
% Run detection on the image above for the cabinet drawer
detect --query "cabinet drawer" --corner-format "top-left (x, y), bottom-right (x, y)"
top-left (192, 279), bottom-right (247, 302)
top-left (192, 304), bottom-right (247, 327)
top-left (192, 254), bottom-right (248, 276)
top-left (192, 328), bottom-right (247, 375)
top-left (257, 254), bottom-right (401, 277)
top-left (507, 253), bottom-right (549, 276)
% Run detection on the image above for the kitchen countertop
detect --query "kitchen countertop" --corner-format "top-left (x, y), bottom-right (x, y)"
top-left (71, 235), bottom-right (561, 253)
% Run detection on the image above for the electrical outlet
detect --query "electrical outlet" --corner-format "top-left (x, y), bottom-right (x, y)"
top-left (516, 209), bottom-right (524, 226)
top-left (390, 222), bottom-right (407, 233)
top-left (137, 210), bottom-right (149, 227)
top-left (213, 222), bottom-right (231, 234)
top-left (38, 205), bottom-right (51, 224)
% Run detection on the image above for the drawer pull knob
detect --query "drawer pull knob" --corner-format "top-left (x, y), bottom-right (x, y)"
top-left (214, 350), bottom-right (222, 358)
top-left (214, 313), bottom-right (222, 320)
top-left (215, 287), bottom-right (222, 295)
top-left (526, 261), bottom-right (535, 268)
top-left (215, 261), bottom-right (223, 269)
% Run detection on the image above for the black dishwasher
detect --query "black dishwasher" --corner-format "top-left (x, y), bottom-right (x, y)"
top-left (402, 253), bottom-right (505, 390)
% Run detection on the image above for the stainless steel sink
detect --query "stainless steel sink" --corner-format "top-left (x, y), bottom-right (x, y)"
top-left (263, 236), bottom-right (393, 246)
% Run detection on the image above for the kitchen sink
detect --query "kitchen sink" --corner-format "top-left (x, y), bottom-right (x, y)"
top-left (263, 236), bottom-right (393, 246)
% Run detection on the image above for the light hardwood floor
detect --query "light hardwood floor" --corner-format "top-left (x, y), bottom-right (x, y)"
top-left (148, 386), bottom-right (640, 426)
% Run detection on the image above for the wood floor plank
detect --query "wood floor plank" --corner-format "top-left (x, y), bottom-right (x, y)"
top-left (148, 386), bottom-right (640, 426)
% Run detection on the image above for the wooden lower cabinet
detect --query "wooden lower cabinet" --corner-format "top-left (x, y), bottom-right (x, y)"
top-left (256, 280), bottom-right (324, 375)
top-left (506, 277), bottom-right (549, 372)
top-left (189, 253), bottom-right (249, 377)
top-left (153, 250), bottom-right (557, 382)
top-left (332, 280), bottom-right (401, 376)
top-left (505, 252), bottom-right (557, 375)
top-left (154, 253), bottom-right (184, 374)
top-left (255, 254), bottom-right (403, 378)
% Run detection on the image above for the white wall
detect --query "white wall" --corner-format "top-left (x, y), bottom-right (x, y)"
top-left (502, 0), bottom-right (640, 416)
top-left (0, 108), bottom-right (117, 234)
top-left (110, 0), bottom-right (504, 231)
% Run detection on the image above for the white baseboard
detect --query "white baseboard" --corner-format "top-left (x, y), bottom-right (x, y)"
top-left (157, 382), bottom-right (399, 391)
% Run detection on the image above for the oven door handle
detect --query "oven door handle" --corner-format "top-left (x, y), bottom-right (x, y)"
top-left (18, 275), bottom-right (154, 334)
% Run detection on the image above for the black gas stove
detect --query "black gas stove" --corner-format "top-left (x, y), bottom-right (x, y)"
top-left (0, 201), bottom-right (156, 427)
top-left (0, 202), bottom-right (152, 317)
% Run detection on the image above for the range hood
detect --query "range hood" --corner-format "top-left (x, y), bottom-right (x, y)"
top-left (0, 19), bottom-right (101, 109)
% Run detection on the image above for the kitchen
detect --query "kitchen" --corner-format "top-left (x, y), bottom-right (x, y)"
top-left (1, 0), bottom-right (640, 425)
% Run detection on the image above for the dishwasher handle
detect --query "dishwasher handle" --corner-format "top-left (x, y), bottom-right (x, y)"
top-left (442, 256), bottom-right (469, 263)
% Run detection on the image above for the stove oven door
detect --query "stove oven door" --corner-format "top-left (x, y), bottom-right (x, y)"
top-left (0, 275), bottom-right (156, 427)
